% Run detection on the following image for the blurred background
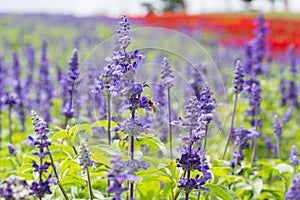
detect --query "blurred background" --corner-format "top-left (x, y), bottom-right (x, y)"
top-left (0, 0), bottom-right (300, 16)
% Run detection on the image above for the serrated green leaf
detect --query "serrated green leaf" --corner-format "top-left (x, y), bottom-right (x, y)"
top-left (206, 183), bottom-right (242, 200)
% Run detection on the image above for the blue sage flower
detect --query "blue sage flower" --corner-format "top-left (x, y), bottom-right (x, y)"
top-left (290, 145), bottom-right (299, 167)
top-left (285, 174), bottom-right (300, 200)
top-left (231, 126), bottom-right (259, 168)
top-left (62, 49), bottom-right (79, 119)
top-left (0, 175), bottom-right (28, 200)
top-left (106, 155), bottom-right (138, 200)
top-left (161, 57), bottom-right (174, 89)
top-left (78, 141), bottom-right (97, 171)
top-left (8, 143), bottom-right (16, 156)
top-left (173, 96), bottom-right (212, 196)
top-left (273, 115), bottom-right (282, 138)
top-left (233, 59), bottom-right (244, 93)
top-left (24, 110), bottom-right (53, 198)
top-left (199, 83), bottom-right (216, 124)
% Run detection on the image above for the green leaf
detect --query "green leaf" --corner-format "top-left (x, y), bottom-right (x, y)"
top-left (90, 145), bottom-right (121, 166)
top-left (274, 163), bottom-right (294, 174)
top-left (51, 130), bottom-right (67, 142)
top-left (261, 188), bottom-right (283, 199)
top-left (0, 158), bottom-right (18, 168)
top-left (17, 163), bottom-right (32, 174)
top-left (251, 178), bottom-right (263, 199)
top-left (206, 183), bottom-right (242, 200)
top-left (138, 133), bottom-right (168, 156)
top-left (91, 120), bottom-right (117, 128)
top-left (211, 167), bottom-right (232, 182)
top-left (61, 175), bottom-right (84, 187)
top-left (68, 124), bottom-right (93, 139)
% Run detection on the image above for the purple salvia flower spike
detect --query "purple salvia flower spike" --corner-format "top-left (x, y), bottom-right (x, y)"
top-left (233, 59), bottom-right (244, 93)
top-left (173, 96), bottom-right (212, 199)
top-left (273, 115), bottom-right (282, 159)
top-left (161, 57), bottom-right (174, 89)
top-left (62, 49), bottom-right (79, 123)
top-left (290, 145), bottom-right (299, 167)
top-left (26, 110), bottom-right (53, 199)
top-left (285, 174), bottom-right (300, 200)
top-left (106, 155), bottom-right (138, 199)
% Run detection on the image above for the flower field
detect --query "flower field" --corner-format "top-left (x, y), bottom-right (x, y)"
top-left (0, 13), bottom-right (299, 200)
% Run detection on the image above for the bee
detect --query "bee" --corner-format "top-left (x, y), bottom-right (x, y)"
top-left (147, 99), bottom-right (160, 113)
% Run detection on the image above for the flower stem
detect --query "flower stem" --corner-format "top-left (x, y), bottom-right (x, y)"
top-left (86, 167), bottom-right (93, 200)
top-left (64, 81), bottom-right (75, 128)
top-left (8, 105), bottom-right (12, 144)
top-left (130, 111), bottom-right (135, 199)
top-left (173, 190), bottom-right (180, 200)
top-left (129, 135), bottom-right (134, 199)
top-left (251, 110), bottom-right (258, 167)
top-left (185, 170), bottom-right (190, 200)
top-left (167, 88), bottom-right (173, 163)
top-left (197, 192), bottom-right (201, 200)
top-left (107, 95), bottom-right (112, 197)
top-left (203, 123), bottom-right (209, 151)
top-left (0, 105), bottom-right (2, 150)
top-left (107, 95), bottom-right (111, 145)
top-left (47, 147), bottom-right (69, 200)
top-left (222, 92), bottom-right (239, 159)
top-left (276, 136), bottom-right (281, 159)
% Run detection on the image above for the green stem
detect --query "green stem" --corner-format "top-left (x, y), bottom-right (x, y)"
top-left (222, 92), bottom-right (238, 159)
top-left (203, 123), bottom-right (209, 151)
top-left (173, 190), bottom-right (180, 200)
top-left (47, 147), bottom-right (69, 200)
top-left (129, 111), bottom-right (135, 199)
top-left (86, 167), bottom-right (93, 200)
top-left (167, 88), bottom-right (173, 163)
top-left (276, 136), bottom-right (281, 159)
top-left (8, 105), bottom-right (13, 144)
top-left (251, 110), bottom-right (258, 167)
top-left (107, 95), bottom-right (111, 145)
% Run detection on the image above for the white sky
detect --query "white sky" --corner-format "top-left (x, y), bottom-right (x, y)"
top-left (0, 0), bottom-right (299, 16)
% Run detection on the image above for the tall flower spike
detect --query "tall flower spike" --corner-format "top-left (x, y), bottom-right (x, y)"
top-left (106, 155), bottom-right (138, 199)
top-left (24, 110), bottom-right (53, 199)
top-left (273, 115), bottom-right (282, 138)
top-left (161, 57), bottom-right (174, 89)
top-left (233, 59), bottom-right (244, 93)
top-left (68, 49), bottom-right (79, 80)
top-left (199, 83), bottom-right (216, 124)
top-left (78, 141), bottom-right (97, 170)
top-left (12, 52), bottom-right (26, 132)
top-left (290, 145), bottom-right (299, 167)
top-left (247, 82), bottom-right (262, 127)
top-left (285, 174), bottom-right (300, 200)
top-left (62, 49), bottom-right (79, 119)
top-left (288, 45), bottom-right (299, 108)
top-left (173, 96), bottom-right (212, 198)
top-left (25, 44), bottom-right (35, 92)
top-left (117, 15), bottom-right (131, 50)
